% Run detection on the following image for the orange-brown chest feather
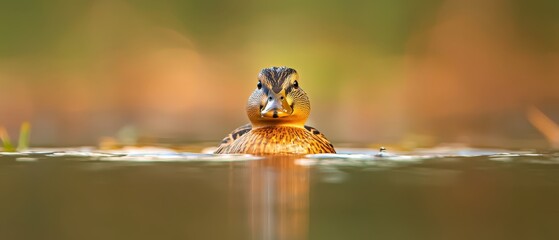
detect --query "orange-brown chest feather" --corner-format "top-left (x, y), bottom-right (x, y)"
top-left (215, 126), bottom-right (335, 155)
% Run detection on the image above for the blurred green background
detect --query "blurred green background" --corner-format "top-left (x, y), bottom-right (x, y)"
top-left (1, 0), bottom-right (558, 147)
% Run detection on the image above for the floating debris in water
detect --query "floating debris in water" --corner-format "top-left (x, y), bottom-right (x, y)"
top-left (375, 146), bottom-right (392, 157)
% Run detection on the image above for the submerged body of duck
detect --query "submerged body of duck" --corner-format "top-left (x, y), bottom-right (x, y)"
top-left (215, 67), bottom-right (335, 155)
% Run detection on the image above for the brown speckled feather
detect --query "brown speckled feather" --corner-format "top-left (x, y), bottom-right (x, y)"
top-left (216, 123), bottom-right (252, 149)
top-left (214, 125), bottom-right (336, 155)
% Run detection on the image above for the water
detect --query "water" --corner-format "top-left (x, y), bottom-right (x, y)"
top-left (1, 147), bottom-right (559, 240)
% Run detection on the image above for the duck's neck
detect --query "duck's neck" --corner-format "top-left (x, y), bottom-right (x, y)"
top-left (250, 121), bottom-right (306, 129)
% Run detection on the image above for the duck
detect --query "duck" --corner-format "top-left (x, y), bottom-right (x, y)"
top-left (215, 66), bottom-right (336, 155)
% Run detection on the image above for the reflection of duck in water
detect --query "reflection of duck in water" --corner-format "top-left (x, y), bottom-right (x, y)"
top-left (215, 67), bottom-right (336, 155)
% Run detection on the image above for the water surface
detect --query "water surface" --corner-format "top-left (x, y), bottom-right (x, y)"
top-left (1, 147), bottom-right (559, 240)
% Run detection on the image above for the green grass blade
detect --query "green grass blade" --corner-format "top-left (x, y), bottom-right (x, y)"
top-left (17, 122), bottom-right (31, 151)
top-left (0, 127), bottom-right (15, 152)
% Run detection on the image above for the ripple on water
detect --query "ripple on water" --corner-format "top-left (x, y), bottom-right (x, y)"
top-left (1, 147), bottom-right (556, 166)
top-left (99, 153), bottom-right (262, 162)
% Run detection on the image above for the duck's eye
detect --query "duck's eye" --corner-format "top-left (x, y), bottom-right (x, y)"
top-left (257, 81), bottom-right (262, 90)
top-left (293, 80), bottom-right (299, 89)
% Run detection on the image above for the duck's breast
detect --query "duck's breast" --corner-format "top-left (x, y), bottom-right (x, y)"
top-left (220, 126), bottom-right (335, 155)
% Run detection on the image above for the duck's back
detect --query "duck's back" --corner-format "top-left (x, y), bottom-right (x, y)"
top-left (215, 126), bottom-right (335, 155)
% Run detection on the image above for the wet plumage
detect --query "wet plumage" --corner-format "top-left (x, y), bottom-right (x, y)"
top-left (215, 67), bottom-right (336, 155)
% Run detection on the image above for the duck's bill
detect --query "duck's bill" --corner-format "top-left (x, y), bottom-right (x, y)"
top-left (261, 99), bottom-right (293, 118)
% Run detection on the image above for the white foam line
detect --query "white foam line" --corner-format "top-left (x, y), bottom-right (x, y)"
top-left (97, 153), bottom-right (262, 162)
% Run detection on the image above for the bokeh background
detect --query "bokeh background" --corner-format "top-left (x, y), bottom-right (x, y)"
top-left (1, 0), bottom-right (558, 148)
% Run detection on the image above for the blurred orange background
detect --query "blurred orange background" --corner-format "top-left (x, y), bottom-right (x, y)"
top-left (0, 0), bottom-right (558, 148)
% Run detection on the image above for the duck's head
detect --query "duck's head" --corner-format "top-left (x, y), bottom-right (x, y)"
top-left (247, 67), bottom-right (310, 128)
